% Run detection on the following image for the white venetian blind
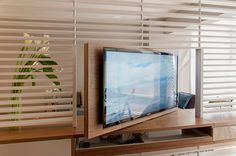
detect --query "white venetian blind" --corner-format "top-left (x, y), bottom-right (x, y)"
top-left (76, 0), bottom-right (201, 50)
top-left (201, 0), bottom-right (236, 115)
top-left (1, 0), bottom-right (236, 127)
top-left (0, 0), bottom-right (75, 127)
top-left (142, 0), bottom-right (200, 50)
top-left (76, 0), bottom-right (236, 116)
top-left (76, 0), bottom-right (144, 48)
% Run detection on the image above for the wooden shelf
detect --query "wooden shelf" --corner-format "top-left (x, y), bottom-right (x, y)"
top-left (76, 109), bottom-right (236, 155)
top-left (0, 109), bottom-right (214, 145)
top-left (76, 109), bottom-right (214, 137)
top-left (75, 109), bottom-right (215, 156)
top-left (204, 112), bottom-right (236, 127)
top-left (0, 126), bottom-right (75, 144)
top-left (77, 138), bottom-right (212, 156)
top-left (109, 109), bottom-right (213, 135)
top-left (77, 128), bottom-right (213, 156)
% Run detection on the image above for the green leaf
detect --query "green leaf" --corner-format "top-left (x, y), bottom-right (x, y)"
top-left (11, 33), bottom-right (61, 117)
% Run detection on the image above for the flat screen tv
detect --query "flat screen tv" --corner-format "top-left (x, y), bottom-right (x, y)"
top-left (103, 48), bottom-right (178, 127)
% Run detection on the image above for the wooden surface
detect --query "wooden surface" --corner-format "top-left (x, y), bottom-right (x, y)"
top-left (77, 134), bottom-right (213, 156)
top-left (76, 109), bottom-right (216, 156)
top-left (77, 109), bottom-right (214, 137)
top-left (109, 109), bottom-right (213, 135)
top-left (213, 126), bottom-right (236, 141)
top-left (76, 116), bottom-right (84, 137)
top-left (204, 112), bottom-right (236, 127)
top-left (0, 126), bottom-right (75, 144)
top-left (84, 43), bottom-right (179, 139)
top-left (203, 112), bottom-right (236, 142)
top-left (76, 109), bottom-right (236, 156)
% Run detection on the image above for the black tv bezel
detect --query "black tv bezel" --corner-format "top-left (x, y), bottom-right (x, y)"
top-left (102, 47), bottom-right (178, 128)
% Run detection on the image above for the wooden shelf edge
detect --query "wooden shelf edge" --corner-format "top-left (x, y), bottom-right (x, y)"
top-left (0, 126), bottom-right (75, 144)
top-left (214, 138), bottom-right (236, 144)
top-left (76, 136), bottom-right (213, 156)
top-left (108, 123), bottom-right (213, 136)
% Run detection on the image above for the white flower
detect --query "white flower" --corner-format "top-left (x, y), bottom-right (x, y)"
top-left (23, 33), bottom-right (32, 45)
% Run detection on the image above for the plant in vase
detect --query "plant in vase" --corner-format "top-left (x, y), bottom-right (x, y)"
top-left (11, 33), bottom-right (61, 120)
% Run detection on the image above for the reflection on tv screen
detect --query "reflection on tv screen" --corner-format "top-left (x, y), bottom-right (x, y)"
top-left (103, 49), bottom-right (178, 127)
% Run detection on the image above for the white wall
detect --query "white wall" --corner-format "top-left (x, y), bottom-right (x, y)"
top-left (0, 139), bottom-right (71, 156)
top-left (178, 50), bottom-right (193, 93)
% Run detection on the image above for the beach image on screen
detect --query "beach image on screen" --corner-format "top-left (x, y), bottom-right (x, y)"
top-left (104, 50), bottom-right (177, 126)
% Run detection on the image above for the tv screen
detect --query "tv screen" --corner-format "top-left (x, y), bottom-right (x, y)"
top-left (103, 48), bottom-right (178, 127)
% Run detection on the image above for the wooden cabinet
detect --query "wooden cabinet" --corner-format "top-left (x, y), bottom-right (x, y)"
top-left (76, 109), bottom-right (214, 156)
top-left (213, 126), bottom-right (236, 141)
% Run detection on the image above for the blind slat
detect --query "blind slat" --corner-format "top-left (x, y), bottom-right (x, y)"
top-left (0, 117), bottom-right (73, 128)
top-left (0, 111), bottom-right (73, 121)
top-left (0, 105), bottom-right (73, 114)
top-left (0, 98), bottom-right (72, 106)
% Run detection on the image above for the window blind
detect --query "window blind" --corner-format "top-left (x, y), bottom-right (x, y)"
top-left (0, 0), bottom-right (75, 127)
top-left (1, 0), bottom-right (236, 127)
top-left (76, 0), bottom-right (201, 50)
top-left (201, 0), bottom-right (236, 115)
top-left (76, 0), bottom-right (236, 116)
